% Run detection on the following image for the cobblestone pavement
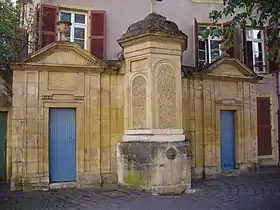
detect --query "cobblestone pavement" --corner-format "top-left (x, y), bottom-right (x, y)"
top-left (1, 172), bottom-right (280, 210)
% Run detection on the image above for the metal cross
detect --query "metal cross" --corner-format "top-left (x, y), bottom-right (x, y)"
top-left (151, 0), bottom-right (162, 13)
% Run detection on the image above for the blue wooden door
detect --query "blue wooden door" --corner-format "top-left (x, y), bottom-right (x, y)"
top-left (220, 110), bottom-right (235, 170)
top-left (0, 112), bottom-right (7, 182)
top-left (49, 108), bottom-right (76, 183)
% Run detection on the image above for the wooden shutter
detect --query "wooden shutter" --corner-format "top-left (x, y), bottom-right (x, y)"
top-left (194, 18), bottom-right (198, 67)
top-left (40, 4), bottom-right (58, 48)
top-left (257, 97), bottom-right (272, 156)
top-left (265, 26), bottom-right (278, 73)
top-left (90, 10), bottom-right (106, 59)
top-left (222, 21), bottom-right (235, 58)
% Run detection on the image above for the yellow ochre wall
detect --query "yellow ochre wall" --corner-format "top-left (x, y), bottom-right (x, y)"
top-left (8, 42), bottom-right (261, 190)
top-left (182, 61), bottom-right (259, 178)
top-left (99, 73), bottom-right (124, 183)
top-left (9, 42), bottom-right (124, 190)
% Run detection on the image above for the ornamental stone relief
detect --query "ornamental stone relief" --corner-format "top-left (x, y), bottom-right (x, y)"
top-left (131, 75), bottom-right (147, 129)
top-left (157, 64), bottom-right (176, 129)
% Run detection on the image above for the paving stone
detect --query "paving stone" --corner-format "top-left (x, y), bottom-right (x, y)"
top-left (1, 173), bottom-right (280, 210)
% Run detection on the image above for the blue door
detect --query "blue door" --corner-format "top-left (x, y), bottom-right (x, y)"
top-left (49, 108), bottom-right (76, 183)
top-left (220, 110), bottom-right (235, 170)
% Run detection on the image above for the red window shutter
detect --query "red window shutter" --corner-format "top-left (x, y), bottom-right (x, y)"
top-left (90, 10), bottom-right (106, 59)
top-left (40, 4), bottom-right (58, 48)
top-left (265, 26), bottom-right (278, 73)
top-left (257, 97), bottom-right (272, 156)
top-left (193, 18), bottom-right (198, 67)
top-left (223, 21), bottom-right (235, 58)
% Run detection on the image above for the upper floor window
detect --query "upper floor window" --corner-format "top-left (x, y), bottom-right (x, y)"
top-left (59, 11), bottom-right (87, 49)
top-left (39, 4), bottom-right (106, 59)
top-left (244, 29), bottom-right (266, 74)
top-left (197, 25), bottom-right (221, 67)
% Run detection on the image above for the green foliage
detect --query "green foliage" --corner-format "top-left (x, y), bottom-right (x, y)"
top-left (0, 0), bottom-right (21, 68)
top-left (207, 0), bottom-right (280, 63)
top-left (0, 0), bottom-right (37, 69)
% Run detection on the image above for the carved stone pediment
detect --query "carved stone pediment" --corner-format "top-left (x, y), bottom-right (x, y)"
top-left (20, 42), bottom-right (107, 69)
top-left (203, 57), bottom-right (261, 81)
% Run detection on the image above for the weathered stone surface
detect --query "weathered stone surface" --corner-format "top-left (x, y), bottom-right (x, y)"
top-left (118, 13), bottom-right (187, 44)
top-left (6, 12), bottom-right (264, 193)
top-left (9, 42), bottom-right (124, 191)
top-left (1, 172), bottom-right (280, 209)
top-left (182, 57), bottom-right (261, 178)
top-left (118, 13), bottom-right (190, 196)
top-left (116, 141), bottom-right (191, 195)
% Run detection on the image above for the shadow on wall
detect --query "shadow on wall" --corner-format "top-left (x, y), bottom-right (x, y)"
top-left (0, 70), bottom-right (12, 107)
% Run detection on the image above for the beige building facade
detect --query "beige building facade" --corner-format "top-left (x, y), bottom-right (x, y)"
top-left (6, 12), bottom-right (261, 191)
top-left (31, 0), bottom-right (277, 166)
top-left (0, 0), bottom-right (277, 189)
top-left (9, 42), bottom-right (124, 190)
top-left (182, 57), bottom-right (261, 178)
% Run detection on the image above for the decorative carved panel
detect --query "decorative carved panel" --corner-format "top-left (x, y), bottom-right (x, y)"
top-left (156, 64), bottom-right (176, 129)
top-left (131, 75), bottom-right (147, 129)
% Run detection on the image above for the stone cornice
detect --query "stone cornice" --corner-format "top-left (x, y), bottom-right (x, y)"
top-left (11, 63), bottom-right (102, 72)
top-left (203, 57), bottom-right (262, 81)
top-left (10, 63), bottom-right (124, 75)
top-left (19, 42), bottom-right (107, 68)
top-left (191, 72), bottom-right (260, 83)
top-left (119, 32), bottom-right (187, 51)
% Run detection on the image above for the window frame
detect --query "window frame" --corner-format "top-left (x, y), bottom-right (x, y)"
top-left (197, 25), bottom-right (222, 66)
top-left (245, 28), bottom-right (266, 74)
top-left (58, 10), bottom-right (87, 50)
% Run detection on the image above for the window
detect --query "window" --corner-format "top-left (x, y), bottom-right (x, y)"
top-left (59, 11), bottom-right (87, 49)
top-left (39, 4), bottom-right (106, 59)
top-left (244, 29), bottom-right (266, 74)
top-left (198, 26), bottom-right (221, 67)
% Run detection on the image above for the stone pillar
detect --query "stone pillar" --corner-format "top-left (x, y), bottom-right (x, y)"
top-left (116, 13), bottom-right (191, 195)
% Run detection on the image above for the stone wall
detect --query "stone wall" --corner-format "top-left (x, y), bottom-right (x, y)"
top-left (182, 61), bottom-right (259, 178)
top-left (99, 73), bottom-right (124, 184)
top-left (10, 68), bottom-right (124, 190)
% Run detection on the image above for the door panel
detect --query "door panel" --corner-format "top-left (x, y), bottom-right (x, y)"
top-left (257, 97), bottom-right (272, 156)
top-left (49, 108), bottom-right (76, 183)
top-left (220, 110), bottom-right (235, 170)
top-left (0, 112), bottom-right (7, 182)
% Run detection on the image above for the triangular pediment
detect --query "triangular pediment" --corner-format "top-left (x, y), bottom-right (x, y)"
top-left (21, 42), bottom-right (106, 68)
top-left (203, 56), bottom-right (261, 80)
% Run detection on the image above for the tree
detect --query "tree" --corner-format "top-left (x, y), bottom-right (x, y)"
top-left (0, 0), bottom-right (39, 69)
top-left (0, 0), bottom-right (20, 68)
top-left (207, 0), bottom-right (280, 64)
